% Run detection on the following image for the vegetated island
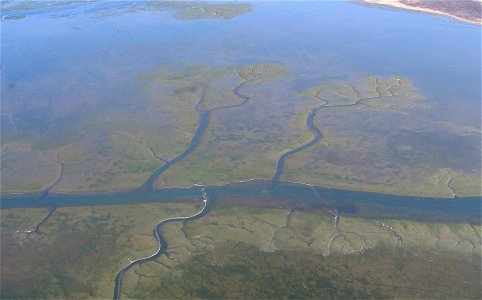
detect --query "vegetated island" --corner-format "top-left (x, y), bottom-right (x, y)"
top-left (363, 0), bottom-right (482, 25)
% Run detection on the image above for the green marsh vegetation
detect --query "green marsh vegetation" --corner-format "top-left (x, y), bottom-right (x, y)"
top-left (0, 1), bottom-right (97, 12)
top-left (154, 64), bottom-right (318, 188)
top-left (1, 1), bottom-right (253, 20)
top-left (146, 2), bottom-right (253, 20)
top-left (0, 202), bottom-right (200, 299)
top-left (2, 202), bottom-right (479, 298)
top-left (131, 244), bottom-right (481, 299)
top-left (281, 76), bottom-right (481, 197)
top-left (1, 2), bottom-right (480, 299)
top-left (2, 70), bottom-right (480, 196)
top-left (1, 63), bottom-right (282, 193)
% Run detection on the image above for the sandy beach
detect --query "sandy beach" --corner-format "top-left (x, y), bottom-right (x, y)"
top-left (363, 0), bottom-right (482, 25)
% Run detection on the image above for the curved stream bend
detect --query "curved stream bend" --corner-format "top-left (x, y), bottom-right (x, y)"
top-left (272, 101), bottom-right (325, 184)
top-left (141, 79), bottom-right (251, 192)
top-left (112, 189), bottom-right (214, 300)
top-left (39, 147), bottom-right (69, 198)
top-left (272, 83), bottom-right (397, 184)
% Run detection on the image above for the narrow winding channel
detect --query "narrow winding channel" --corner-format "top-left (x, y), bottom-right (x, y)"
top-left (39, 148), bottom-right (68, 198)
top-left (271, 101), bottom-right (325, 184)
top-left (272, 82), bottom-right (396, 184)
top-left (38, 163), bottom-right (64, 198)
top-left (113, 189), bottom-right (214, 300)
top-left (141, 79), bottom-right (251, 192)
top-left (19, 207), bottom-right (57, 244)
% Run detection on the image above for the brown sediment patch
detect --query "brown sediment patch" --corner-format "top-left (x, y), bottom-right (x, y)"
top-left (363, 0), bottom-right (481, 25)
top-left (132, 244), bottom-right (481, 299)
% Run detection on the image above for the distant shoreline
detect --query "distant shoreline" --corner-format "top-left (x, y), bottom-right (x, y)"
top-left (363, 0), bottom-right (482, 26)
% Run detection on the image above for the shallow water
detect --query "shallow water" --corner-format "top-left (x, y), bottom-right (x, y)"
top-left (2, 1), bottom-right (480, 110)
top-left (1, 1), bottom-right (480, 217)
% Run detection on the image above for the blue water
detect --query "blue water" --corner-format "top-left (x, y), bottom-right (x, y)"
top-left (1, 1), bottom-right (480, 220)
top-left (1, 181), bottom-right (481, 223)
top-left (2, 1), bottom-right (480, 107)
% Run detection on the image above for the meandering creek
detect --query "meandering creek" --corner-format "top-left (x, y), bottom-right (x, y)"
top-left (272, 80), bottom-right (403, 184)
top-left (1, 1), bottom-right (481, 298)
top-left (141, 78), bottom-right (251, 192)
top-left (112, 189), bottom-right (213, 300)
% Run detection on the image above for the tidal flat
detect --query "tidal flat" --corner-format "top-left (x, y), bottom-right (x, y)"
top-left (1, 1), bottom-right (481, 299)
top-left (3, 67), bottom-right (479, 196)
top-left (2, 1), bottom-right (480, 197)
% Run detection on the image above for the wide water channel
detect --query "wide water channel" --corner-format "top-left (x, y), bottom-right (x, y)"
top-left (2, 181), bottom-right (481, 224)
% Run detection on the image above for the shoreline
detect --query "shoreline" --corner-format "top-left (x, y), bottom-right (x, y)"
top-left (362, 0), bottom-right (481, 26)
